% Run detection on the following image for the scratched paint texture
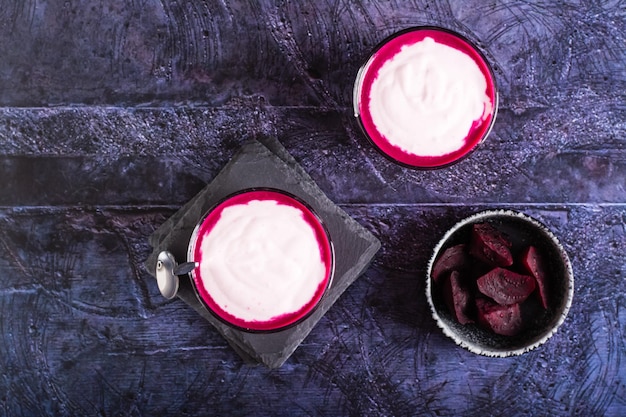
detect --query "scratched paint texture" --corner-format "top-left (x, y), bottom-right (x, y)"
top-left (0, 0), bottom-right (625, 416)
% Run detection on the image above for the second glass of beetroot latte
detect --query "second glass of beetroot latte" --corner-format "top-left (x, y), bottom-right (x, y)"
top-left (353, 26), bottom-right (498, 169)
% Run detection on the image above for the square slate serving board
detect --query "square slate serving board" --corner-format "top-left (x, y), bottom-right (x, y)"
top-left (145, 136), bottom-right (381, 368)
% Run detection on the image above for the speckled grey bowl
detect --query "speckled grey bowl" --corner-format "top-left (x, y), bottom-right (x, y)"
top-left (426, 210), bottom-right (574, 357)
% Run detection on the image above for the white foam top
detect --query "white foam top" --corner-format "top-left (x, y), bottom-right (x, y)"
top-left (198, 199), bottom-right (326, 322)
top-left (369, 37), bottom-right (491, 156)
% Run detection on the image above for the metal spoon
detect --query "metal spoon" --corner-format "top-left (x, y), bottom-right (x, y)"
top-left (155, 251), bottom-right (198, 299)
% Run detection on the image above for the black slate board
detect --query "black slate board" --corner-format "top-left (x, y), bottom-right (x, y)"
top-left (144, 136), bottom-right (381, 368)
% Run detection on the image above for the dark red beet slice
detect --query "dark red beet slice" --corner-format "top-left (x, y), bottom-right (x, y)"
top-left (521, 245), bottom-right (550, 309)
top-left (469, 223), bottom-right (513, 267)
top-left (476, 298), bottom-right (524, 336)
top-left (443, 270), bottom-right (474, 325)
top-left (476, 267), bottom-right (536, 305)
top-left (432, 244), bottom-right (470, 283)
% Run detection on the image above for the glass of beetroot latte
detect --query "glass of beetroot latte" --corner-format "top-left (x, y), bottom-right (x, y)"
top-left (187, 188), bottom-right (335, 332)
top-left (353, 26), bottom-right (498, 169)
top-left (426, 210), bottom-right (574, 356)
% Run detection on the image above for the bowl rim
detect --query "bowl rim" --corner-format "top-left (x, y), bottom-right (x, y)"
top-left (425, 209), bottom-right (574, 357)
top-left (353, 25), bottom-right (499, 170)
top-left (187, 187), bottom-right (336, 333)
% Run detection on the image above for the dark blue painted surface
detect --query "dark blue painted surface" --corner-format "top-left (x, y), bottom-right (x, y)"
top-left (0, 1), bottom-right (625, 415)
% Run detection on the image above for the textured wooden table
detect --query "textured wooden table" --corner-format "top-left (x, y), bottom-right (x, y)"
top-left (1, 1), bottom-right (625, 416)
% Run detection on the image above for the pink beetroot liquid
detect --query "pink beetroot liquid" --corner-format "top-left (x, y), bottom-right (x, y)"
top-left (190, 189), bottom-right (333, 332)
top-left (355, 27), bottom-right (497, 168)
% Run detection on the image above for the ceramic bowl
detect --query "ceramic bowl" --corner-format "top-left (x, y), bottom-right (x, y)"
top-left (426, 210), bottom-right (574, 356)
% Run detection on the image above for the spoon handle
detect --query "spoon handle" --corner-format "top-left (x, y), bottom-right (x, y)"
top-left (173, 261), bottom-right (198, 276)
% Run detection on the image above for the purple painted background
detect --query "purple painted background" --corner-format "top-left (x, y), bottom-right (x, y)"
top-left (0, 1), bottom-right (625, 416)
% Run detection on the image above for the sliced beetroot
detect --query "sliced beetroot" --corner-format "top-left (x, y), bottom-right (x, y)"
top-left (434, 221), bottom-right (554, 337)
top-left (443, 270), bottom-right (474, 325)
top-left (476, 267), bottom-right (536, 305)
top-left (432, 244), bottom-right (470, 283)
top-left (521, 245), bottom-right (550, 309)
top-left (476, 298), bottom-right (524, 336)
top-left (469, 223), bottom-right (513, 267)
